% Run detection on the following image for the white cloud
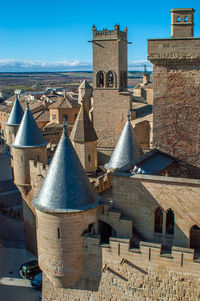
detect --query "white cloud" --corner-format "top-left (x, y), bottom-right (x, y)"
top-left (0, 59), bottom-right (152, 72)
top-left (0, 59), bottom-right (92, 71)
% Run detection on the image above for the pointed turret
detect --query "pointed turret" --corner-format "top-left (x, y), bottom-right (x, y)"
top-left (78, 80), bottom-right (92, 112)
top-left (70, 101), bottom-right (98, 173)
top-left (12, 102), bottom-right (47, 148)
top-left (33, 124), bottom-right (98, 212)
top-left (33, 124), bottom-right (99, 288)
top-left (11, 102), bottom-right (47, 195)
top-left (6, 96), bottom-right (24, 146)
top-left (79, 79), bottom-right (92, 90)
top-left (105, 114), bottom-right (143, 170)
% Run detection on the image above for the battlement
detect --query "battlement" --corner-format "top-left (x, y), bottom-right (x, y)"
top-left (29, 160), bottom-right (49, 179)
top-left (84, 235), bottom-right (200, 275)
top-left (92, 25), bottom-right (127, 41)
top-left (90, 172), bottom-right (112, 194)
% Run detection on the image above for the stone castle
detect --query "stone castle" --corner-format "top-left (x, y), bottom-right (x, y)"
top-left (5, 8), bottom-right (200, 301)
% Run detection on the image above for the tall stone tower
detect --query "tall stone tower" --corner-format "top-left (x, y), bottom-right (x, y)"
top-left (11, 103), bottom-right (48, 196)
top-left (33, 124), bottom-right (99, 288)
top-left (70, 101), bottom-right (98, 174)
top-left (92, 25), bottom-right (132, 163)
top-left (6, 96), bottom-right (24, 146)
top-left (148, 8), bottom-right (200, 167)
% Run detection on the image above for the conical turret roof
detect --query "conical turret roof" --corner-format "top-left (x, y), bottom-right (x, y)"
top-left (70, 102), bottom-right (98, 143)
top-left (79, 80), bottom-right (92, 90)
top-left (12, 103), bottom-right (47, 148)
top-left (33, 125), bottom-right (99, 213)
top-left (7, 96), bottom-right (24, 126)
top-left (105, 114), bottom-right (143, 170)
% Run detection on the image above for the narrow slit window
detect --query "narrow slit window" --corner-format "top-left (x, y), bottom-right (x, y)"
top-left (58, 228), bottom-right (60, 239)
top-left (166, 209), bottom-right (174, 235)
top-left (154, 207), bottom-right (163, 233)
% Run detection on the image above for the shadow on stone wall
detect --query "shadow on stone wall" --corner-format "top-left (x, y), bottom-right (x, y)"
top-left (70, 234), bottom-right (102, 291)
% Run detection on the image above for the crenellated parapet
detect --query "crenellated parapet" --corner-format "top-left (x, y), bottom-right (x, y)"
top-left (92, 25), bottom-right (127, 41)
top-left (29, 160), bottom-right (49, 179)
top-left (84, 235), bottom-right (200, 274)
top-left (90, 172), bottom-right (112, 194)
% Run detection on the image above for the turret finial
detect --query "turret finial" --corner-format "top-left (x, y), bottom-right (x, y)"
top-left (127, 112), bottom-right (131, 121)
top-left (62, 119), bottom-right (67, 134)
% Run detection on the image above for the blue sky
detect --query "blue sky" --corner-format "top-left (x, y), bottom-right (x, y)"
top-left (1, 0), bottom-right (200, 71)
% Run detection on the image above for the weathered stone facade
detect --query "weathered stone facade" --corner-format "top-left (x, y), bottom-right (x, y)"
top-left (148, 8), bottom-right (200, 167)
top-left (42, 235), bottom-right (200, 301)
top-left (112, 172), bottom-right (200, 248)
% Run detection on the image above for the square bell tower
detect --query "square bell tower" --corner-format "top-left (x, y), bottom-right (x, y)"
top-left (171, 8), bottom-right (195, 38)
top-left (91, 25), bottom-right (132, 162)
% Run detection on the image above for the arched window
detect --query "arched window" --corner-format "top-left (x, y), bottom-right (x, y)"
top-left (184, 16), bottom-right (188, 22)
top-left (106, 71), bottom-right (115, 88)
top-left (96, 71), bottom-right (105, 87)
top-left (166, 209), bottom-right (174, 235)
top-left (154, 207), bottom-right (163, 233)
top-left (190, 225), bottom-right (200, 249)
top-left (176, 16), bottom-right (181, 22)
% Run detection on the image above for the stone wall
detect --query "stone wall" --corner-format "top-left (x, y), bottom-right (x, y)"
top-left (148, 38), bottom-right (200, 167)
top-left (112, 173), bottom-right (200, 248)
top-left (93, 89), bottom-right (131, 149)
top-left (22, 199), bottom-right (37, 256)
top-left (133, 120), bottom-right (150, 149)
top-left (73, 141), bottom-right (98, 173)
top-left (42, 235), bottom-right (200, 300)
top-left (12, 146), bottom-right (47, 195)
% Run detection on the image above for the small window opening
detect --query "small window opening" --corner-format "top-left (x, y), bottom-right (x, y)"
top-left (107, 71), bottom-right (114, 88)
top-left (21, 156), bottom-right (23, 163)
top-left (37, 155), bottom-right (40, 162)
top-left (154, 207), bottom-right (163, 233)
top-left (74, 113), bottom-right (78, 120)
top-left (176, 16), bottom-right (181, 22)
top-left (184, 16), bottom-right (188, 22)
top-left (52, 114), bottom-right (56, 121)
top-left (96, 71), bottom-right (104, 87)
top-left (166, 209), bottom-right (174, 235)
top-left (88, 155), bottom-right (91, 162)
top-left (63, 115), bottom-right (68, 122)
top-left (57, 228), bottom-right (60, 239)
